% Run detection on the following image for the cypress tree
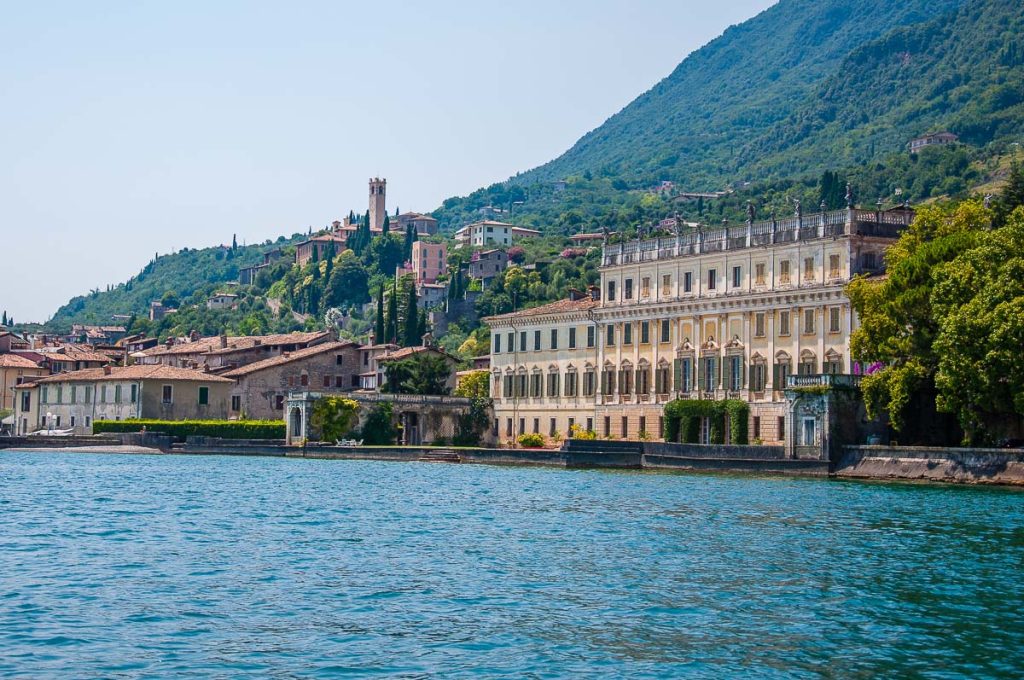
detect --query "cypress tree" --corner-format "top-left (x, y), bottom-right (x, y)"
top-left (375, 287), bottom-right (385, 342)
top-left (404, 224), bottom-right (415, 259)
top-left (403, 283), bottom-right (419, 347)
top-left (417, 309), bottom-right (427, 344)
top-left (232, 233), bottom-right (238, 251)
top-left (1, 311), bottom-right (6, 326)
top-left (382, 214), bottom-right (390, 235)
top-left (385, 279), bottom-right (399, 343)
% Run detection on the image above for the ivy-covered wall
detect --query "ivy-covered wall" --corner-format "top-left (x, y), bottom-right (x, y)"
top-left (663, 399), bottom-right (749, 445)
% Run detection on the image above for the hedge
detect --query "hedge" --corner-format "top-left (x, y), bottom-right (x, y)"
top-left (93, 419), bottom-right (285, 440)
top-left (663, 399), bottom-right (749, 445)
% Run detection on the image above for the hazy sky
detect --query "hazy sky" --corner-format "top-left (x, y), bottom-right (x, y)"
top-left (1, 1), bottom-right (774, 323)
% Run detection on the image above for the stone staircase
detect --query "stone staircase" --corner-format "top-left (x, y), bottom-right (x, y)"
top-left (418, 449), bottom-right (462, 464)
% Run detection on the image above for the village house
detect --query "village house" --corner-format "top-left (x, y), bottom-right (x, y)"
top-left (68, 325), bottom-right (127, 346)
top-left (221, 340), bottom-right (362, 420)
top-left (0, 354), bottom-right (47, 412)
top-left (468, 249), bottom-right (509, 288)
top-left (376, 345), bottom-right (462, 394)
top-left (411, 241), bottom-right (447, 283)
top-left (137, 331), bottom-right (331, 370)
top-left (454, 221), bottom-right (542, 248)
top-left (908, 132), bottom-right (958, 153)
top-left (13, 365), bottom-right (232, 435)
top-left (486, 204), bottom-right (912, 446)
top-left (35, 345), bottom-right (114, 374)
top-left (417, 282), bottom-right (448, 309)
top-left (206, 293), bottom-right (239, 310)
top-left (0, 331), bottom-right (30, 354)
top-left (395, 212), bottom-right (439, 236)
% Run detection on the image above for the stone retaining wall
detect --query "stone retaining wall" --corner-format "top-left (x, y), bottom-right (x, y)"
top-left (643, 441), bottom-right (786, 460)
top-left (837, 445), bottom-right (1024, 485)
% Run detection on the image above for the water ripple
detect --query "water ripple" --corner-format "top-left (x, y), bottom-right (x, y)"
top-left (1, 451), bottom-right (1023, 678)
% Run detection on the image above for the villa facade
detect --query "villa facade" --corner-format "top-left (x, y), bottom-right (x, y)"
top-left (485, 206), bottom-right (911, 445)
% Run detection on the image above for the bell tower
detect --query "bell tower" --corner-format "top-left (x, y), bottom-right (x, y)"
top-left (369, 177), bottom-right (386, 231)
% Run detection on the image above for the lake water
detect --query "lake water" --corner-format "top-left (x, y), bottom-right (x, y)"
top-left (1, 450), bottom-right (1023, 678)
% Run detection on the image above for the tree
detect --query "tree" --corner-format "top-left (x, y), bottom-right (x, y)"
top-left (383, 353), bottom-right (452, 395)
top-left (232, 233), bottom-right (238, 252)
top-left (402, 284), bottom-right (420, 347)
top-left (930, 205), bottom-right (1024, 443)
top-left (324, 251), bottom-right (369, 309)
top-left (310, 396), bottom-right (360, 442)
top-left (364, 234), bottom-right (405, 280)
top-left (161, 290), bottom-right (180, 308)
top-left (359, 402), bottom-right (396, 445)
top-left (374, 286), bottom-right (385, 342)
top-left (994, 161), bottom-right (1024, 227)
top-left (1, 311), bottom-right (6, 326)
top-left (385, 279), bottom-right (399, 343)
top-left (848, 201), bottom-right (988, 444)
top-left (382, 213), bottom-right (390, 235)
top-left (404, 224), bottom-right (416, 259)
top-left (453, 369), bottom-right (493, 446)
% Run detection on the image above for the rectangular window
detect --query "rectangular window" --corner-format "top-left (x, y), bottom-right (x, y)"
top-left (621, 416), bottom-right (629, 438)
top-left (198, 386), bottom-right (209, 405)
top-left (506, 418), bottom-right (513, 437)
top-left (71, 416), bottom-right (76, 428)
top-left (162, 385), bottom-right (173, 404)
top-left (507, 332), bottom-right (514, 352)
top-left (604, 416), bottom-right (611, 437)
top-left (602, 367), bottom-right (616, 395)
top-left (336, 354), bottom-right (344, 366)
top-left (586, 417), bottom-right (593, 433)
top-left (804, 257), bottom-right (815, 281)
top-left (323, 375), bottom-right (332, 388)
top-left (661, 319), bottom-right (671, 343)
top-left (100, 385), bottom-right (107, 403)
top-left (85, 416), bottom-right (91, 428)
top-left (493, 334), bottom-right (501, 353)
top-left (300, 373), bottom-right (309, 387)
top-left (275, 395), bottom-right (285, 410)
top-left (130, 384), bottom-right (137, 403)
top-left (550, 329), bottom-right (558, 350)
top-left (750, 363), bottom-right (766, 392)
top-left (755, 313), bottom-right (766, 338)
top-left (640, 277), bottom-right (650, 298)
top-left (546, 372), bottom-right (560, 397)
top-left (85, 386), bottom-right (93, 403)
top-left (549, 418), bottom-right (556, 437)
top-left (520, 332), bottom-right (527, 352)
top-left (804, 308), bottom-right (816, 334)
top-left (534, 330), bottom-right (541, 351)
top-left (114, 385), bottom-right (121, 403)
top-left (41, 386), bottom-right (48, 404)
top-left (519, 418), bottom-right (525, 436)
top-left (753, 416), bottom-right (761, 440)
top-left (779, 311), bottom-right (791, 336)
top-left (755, 262), bottom-right (766, 285)
top-left (774, 361), bottom-right (792, 390)
top-left (231, 395), bottom-right (241, 411)
top-left (829, 307), bottom-right (841, 333)
top-left (732, 266), bottom-right (741, 288)
top-left (530, 373), bottom-right (541, 398)
top-left (565, 372), bottom-right (578, 397)
top-left (658, 416), bottom-right (665, 439)
top-left (661, 274), bottom-right (671, 296)
top-left (728, 356), bottom-right (743, 391)
top-left (568, 327), bottom-right (577, 349)
top-left (533, 418), bottom-right (539, 434)
top-left (640, 321), bottom-right (650, 344)
top-left (863, 253), bottom-right (877, 270)
top-left (568, 417), bottom-right (575, 432)
top-left (606, 325), bottom-right (615, 346)
top-left (639, 416), bottom-right (647, 436)
top-left (707, 269), bottom-right (717, 290)
top-left (624, 278), bottom-right (633, 300)
top-left (829, 254), bottom-right (840, 279)
top-left (69, 386), bottom-right (77, 404)
top-left (623, 323), bottom-right (632, 345)
top-left (56, 386), bottom-right (63, 404)
top-left (684, 272), bottom-right (693, 293)
top-left (583, 371), bottom-right (596, 397)
top-left (780, 260), bottom-right (791, 284)
top-left (587, 326), bottom-right (595, 348)
top-left (606, 279), bottom-right (617, 302)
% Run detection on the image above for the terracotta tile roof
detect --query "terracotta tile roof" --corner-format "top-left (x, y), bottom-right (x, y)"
top-left (483, 297), bottom-right (599, 324)
top-left (39, 346), bottom-right (115, 364)
top-left (139, 336), bottom-right (238, 357)
top-left (32, 365), bottom-right (234, 384)
top-left (221, 341), bottom-right (358, 378)
top-left (0, 354), bottom-right (42, 369)
top-left (203, 331), bottom-right (331, 356)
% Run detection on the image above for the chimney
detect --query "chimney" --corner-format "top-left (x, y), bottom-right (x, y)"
top-left (220, 334), bottom-right (227, 349)
top-left (568, 288), bottom-right (585, 301)
top-left (103, 365), bottom-right (112, 375)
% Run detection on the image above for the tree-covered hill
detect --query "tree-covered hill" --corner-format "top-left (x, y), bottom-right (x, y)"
top-left (47, 234), bottom-right (306, 329)
top-left (434, 0), bottom-right (1023, 230)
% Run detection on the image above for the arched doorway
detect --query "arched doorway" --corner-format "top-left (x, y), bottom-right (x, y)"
top-left (288, 407), bottom-right (303, 444)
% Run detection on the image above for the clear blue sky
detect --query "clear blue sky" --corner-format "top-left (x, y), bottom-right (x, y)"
top-left (1, 1), bottom-right (774, 323)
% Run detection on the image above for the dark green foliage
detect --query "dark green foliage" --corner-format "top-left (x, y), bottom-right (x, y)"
top-left (309, 396), bottom-right (360, 442)
top-left (383, 354), bottom-right (452, 395)
top-left (994, 161), bottom-right (1024, 226)
top-left (374, 287), bottom-right (385, 342)
top-left (402, 285), bottom-right (419, 347)
top-left (359, 402), bottom-right (396, 445)
top-left (93, 419), bottom-right (285, 440)
top-left (385, 280), bottom-right (399, 343)
top-left (663, 399), bottom-right (749, 445)
top-left (324, 251), bottom-right (370, 309)
top-left (382, 213), bottom-right (390, 235)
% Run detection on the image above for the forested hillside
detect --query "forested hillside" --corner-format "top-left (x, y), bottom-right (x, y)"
top-left (434, 0), bottom-right (1023, 231)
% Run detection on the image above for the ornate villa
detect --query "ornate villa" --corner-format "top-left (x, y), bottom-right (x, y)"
top-left (485, 200), bottom-right (913, 445)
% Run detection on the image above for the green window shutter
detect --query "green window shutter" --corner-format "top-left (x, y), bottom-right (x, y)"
top-left (723, 357), bottom-right (732, 391)
top-left (673, 359), bottom-right (682, 392)
top-left (698, 359), bottom-right (706, 391)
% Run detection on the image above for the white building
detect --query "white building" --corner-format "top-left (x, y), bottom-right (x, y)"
top-left (454, 221), bottom-right (542, 248)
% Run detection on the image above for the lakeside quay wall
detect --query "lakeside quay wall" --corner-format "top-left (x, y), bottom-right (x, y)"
top-left (836, 445), bottom-right (1024, 486)
top-left (6, 436), bottom-right (1024, 485)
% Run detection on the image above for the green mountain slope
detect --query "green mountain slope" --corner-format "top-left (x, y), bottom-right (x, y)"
top-left (433, 0), bottom-right (1022, 231)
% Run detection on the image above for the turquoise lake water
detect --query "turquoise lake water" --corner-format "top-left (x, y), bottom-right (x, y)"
top-left (1, 451), bottom-right (1023, 678)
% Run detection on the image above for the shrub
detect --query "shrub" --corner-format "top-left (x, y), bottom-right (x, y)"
top-left (517, 433), bottom-right (545, 448)
top-left (569, 423), bottom-right (597, 440)
top-left (93, 419), bottom-right (285, 440)
top-left (662, 399), bottom-right (749, 445)
top-left (359, 402), bottom-right (397, 445)
top-left (309, 397), bottom-right (360, 442)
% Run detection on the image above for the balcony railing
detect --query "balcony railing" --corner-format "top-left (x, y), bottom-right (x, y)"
top-left (785, 374), bottom-right (861, 389)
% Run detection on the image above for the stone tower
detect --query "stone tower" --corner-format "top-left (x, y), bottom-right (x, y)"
top-left (369, 177), bottom-right (386, 231)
